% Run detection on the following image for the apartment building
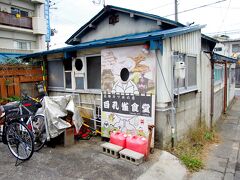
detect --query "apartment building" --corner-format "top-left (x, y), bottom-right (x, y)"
top-left (0, 0), bottom-right (50, 60)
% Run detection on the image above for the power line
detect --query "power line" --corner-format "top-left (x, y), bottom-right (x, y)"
top-left (206, 28), bottom-right (240, 35)
top-left (209, 5), bottom-right (240, 9)
top-left (145, 2), bottom-right (173, 12)
top-left (163, 0), bottom-right (227, 17)
top-left (218, 0), bottom-right (231, 31)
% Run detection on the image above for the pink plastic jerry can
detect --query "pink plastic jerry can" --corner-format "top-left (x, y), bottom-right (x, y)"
top-left (126, 135), bottom-right (148, 156)
top-left (110, 131), bottom-right (127, 148)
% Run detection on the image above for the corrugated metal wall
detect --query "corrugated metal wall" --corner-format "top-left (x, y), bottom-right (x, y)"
top-left (156, 30), bottom-right (201, 104)
top-left (171, 31), bottom-right (201, 54)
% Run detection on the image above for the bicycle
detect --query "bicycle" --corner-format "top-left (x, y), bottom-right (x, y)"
top-left (0, 103), bottom-right (34, 161)
top-left (19, 95), bottom-right (46, 152)
top-left (4, 95), bottom-right (47, 152)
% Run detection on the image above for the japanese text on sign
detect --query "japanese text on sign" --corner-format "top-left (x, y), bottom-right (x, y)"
top-left (102, 93), bottom-right (152, 117)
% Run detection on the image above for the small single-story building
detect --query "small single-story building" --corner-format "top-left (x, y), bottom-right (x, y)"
top-left (20, 5), bottom-right (237, 148)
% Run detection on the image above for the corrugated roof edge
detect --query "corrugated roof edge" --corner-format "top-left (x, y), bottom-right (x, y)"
top-left (19, 25), bottom-right (203, 59)
top-left (65, 5), bottom-right (185, 45)
top-left (201, 34), bottom-right (219, 43)
top-left (212, 52), bottom-right (237, 63)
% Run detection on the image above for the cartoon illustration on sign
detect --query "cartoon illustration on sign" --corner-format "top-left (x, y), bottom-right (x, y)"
top-left (101, 45), bottom-right (156, 141)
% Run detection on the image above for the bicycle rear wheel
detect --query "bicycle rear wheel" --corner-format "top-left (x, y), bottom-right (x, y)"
top-left (32, 115), bottom-right (47, 152)
top-left (6, 120), bottom-right (34, 161)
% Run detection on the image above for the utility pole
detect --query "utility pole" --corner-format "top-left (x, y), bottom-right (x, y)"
top-left (175, 0), bottom-right (178, 22)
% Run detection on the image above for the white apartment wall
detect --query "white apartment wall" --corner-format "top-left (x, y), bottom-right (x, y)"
top-left (0, 30), bottom-right (37, 50)
top-left (0, 0), bottom-right (35, 11)
top-left (0, 0), bottom-right (46, 52)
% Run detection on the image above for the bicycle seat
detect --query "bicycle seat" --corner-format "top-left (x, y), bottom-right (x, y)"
top-left (1, 102), bottom-right (19, 114)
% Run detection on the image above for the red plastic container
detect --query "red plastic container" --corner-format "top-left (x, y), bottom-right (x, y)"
top-left (126, 135), bottom-right (148, 156)
top-left (110, 131), bottom-right (127, 148)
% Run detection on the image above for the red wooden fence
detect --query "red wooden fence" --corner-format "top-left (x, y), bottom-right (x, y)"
top-left (0, 65), bottom-right (43, 98)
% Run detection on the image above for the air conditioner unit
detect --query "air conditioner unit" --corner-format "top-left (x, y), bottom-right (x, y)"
top-left (74, 57), bottom-right (85, 74)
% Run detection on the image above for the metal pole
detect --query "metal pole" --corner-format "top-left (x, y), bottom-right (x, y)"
top-left (224, 62), bottom-right (227, 113)
top-left (210, 61), bottom-right (214, 131)
top-left (175, 0), bottom-right (178, 22)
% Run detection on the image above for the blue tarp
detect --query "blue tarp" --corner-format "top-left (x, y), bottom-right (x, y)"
top-left (0, 53), bottom-right (24, 63)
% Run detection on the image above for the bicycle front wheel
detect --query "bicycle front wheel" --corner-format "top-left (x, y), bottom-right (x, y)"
top-left (32, 115), bottom-right (47, 152)
top-left (6, 120), bottom-right (34, 161)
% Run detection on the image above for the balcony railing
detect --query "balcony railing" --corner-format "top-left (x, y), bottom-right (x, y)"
top-left (0, 11), bottom-right (32, 29)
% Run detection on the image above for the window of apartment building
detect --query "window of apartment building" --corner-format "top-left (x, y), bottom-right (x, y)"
top-left (11, 7), bottom-right (29, 17)
top-left (173, 53), bottom-right (197, 93)
top-left (214, 64), bottom-right (223, 84)
top-left (14, 41), bottom-right (31, 50)
top-left (48, 60), bottom-right (64, 88)
top-left (232, 44), bottom-right (240, 53)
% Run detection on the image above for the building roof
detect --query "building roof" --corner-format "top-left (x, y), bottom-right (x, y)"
top-left (19, 25), bottom-right (203, 59)
top-left (212, 52), bottom-right (237, 63)
top-left (201, 34), bottom-right (219, 43)
top-left (65, 5), bottom-right (185, 45)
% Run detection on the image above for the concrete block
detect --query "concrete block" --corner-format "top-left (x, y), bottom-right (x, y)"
top-left (64, 127), bottom-right (75, 147)
top-left (100, 142), bottom-right (123, 159)
top-left (119, 148), bottom-right (144, 165)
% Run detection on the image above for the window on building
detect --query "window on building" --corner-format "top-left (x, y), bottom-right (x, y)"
top-left (14, 41), bottom-right (31, 50)
top-left (48, 60), bottom-right (64, 88)
top-left (63, 58), bottom-right (72, 89)
top-left (214, 47), bottom-right (222, 52)
top-left (173, 53), bottom-right (197, 93)
top-left (61, 55), bottom-right (101, 90)
top-left (214, 64), bottom-right (223, 84)
top-left (11, 7), bottom-right (29, 17)
top-left (87, 56), bottom-right (101, 89)
top-left (74, 58), bottom-right (85, 90)
top-left (232, 44), bottom-right (240, 53)
top-left (230, 68), bottom-right (235, 84)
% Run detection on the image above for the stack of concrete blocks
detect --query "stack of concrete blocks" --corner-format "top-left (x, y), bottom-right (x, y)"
top-left (100, 142), bottom-right (145, 165)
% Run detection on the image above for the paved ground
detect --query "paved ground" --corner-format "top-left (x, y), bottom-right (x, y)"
top-left (0, 136), bottom-right (187, 180)
top-left (1, 92), bottom-right (240, 180)
top-left (190, 97), bottom-right (240, 180)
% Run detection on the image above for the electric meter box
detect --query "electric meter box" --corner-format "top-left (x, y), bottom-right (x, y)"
top-left (174, 61), bottom-right (186, 79)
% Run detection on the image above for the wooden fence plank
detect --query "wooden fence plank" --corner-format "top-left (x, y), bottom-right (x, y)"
top-left (19, 76), bottom-right (43, 83)
top-left (7, 78), bottom-right (14, 97)
top-left (14, 77), bottom-right (20, 97)
top-left (0, 78), bottom-right (7, 98)
top-left (0, 69), bottom-right (42, 76)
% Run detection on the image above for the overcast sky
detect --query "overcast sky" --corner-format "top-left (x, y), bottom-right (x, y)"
top-left (49, 0), bottom-right (240, 49)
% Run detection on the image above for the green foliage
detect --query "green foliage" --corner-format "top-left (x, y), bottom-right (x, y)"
top-left (204, 131), bottom-right (214, 141)
top-left (6, 96), bottom-right (21, 102)
top-left (167, 124), bottom-right (219, 172)
top-left (180, 155), bottom-right (203, 172)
